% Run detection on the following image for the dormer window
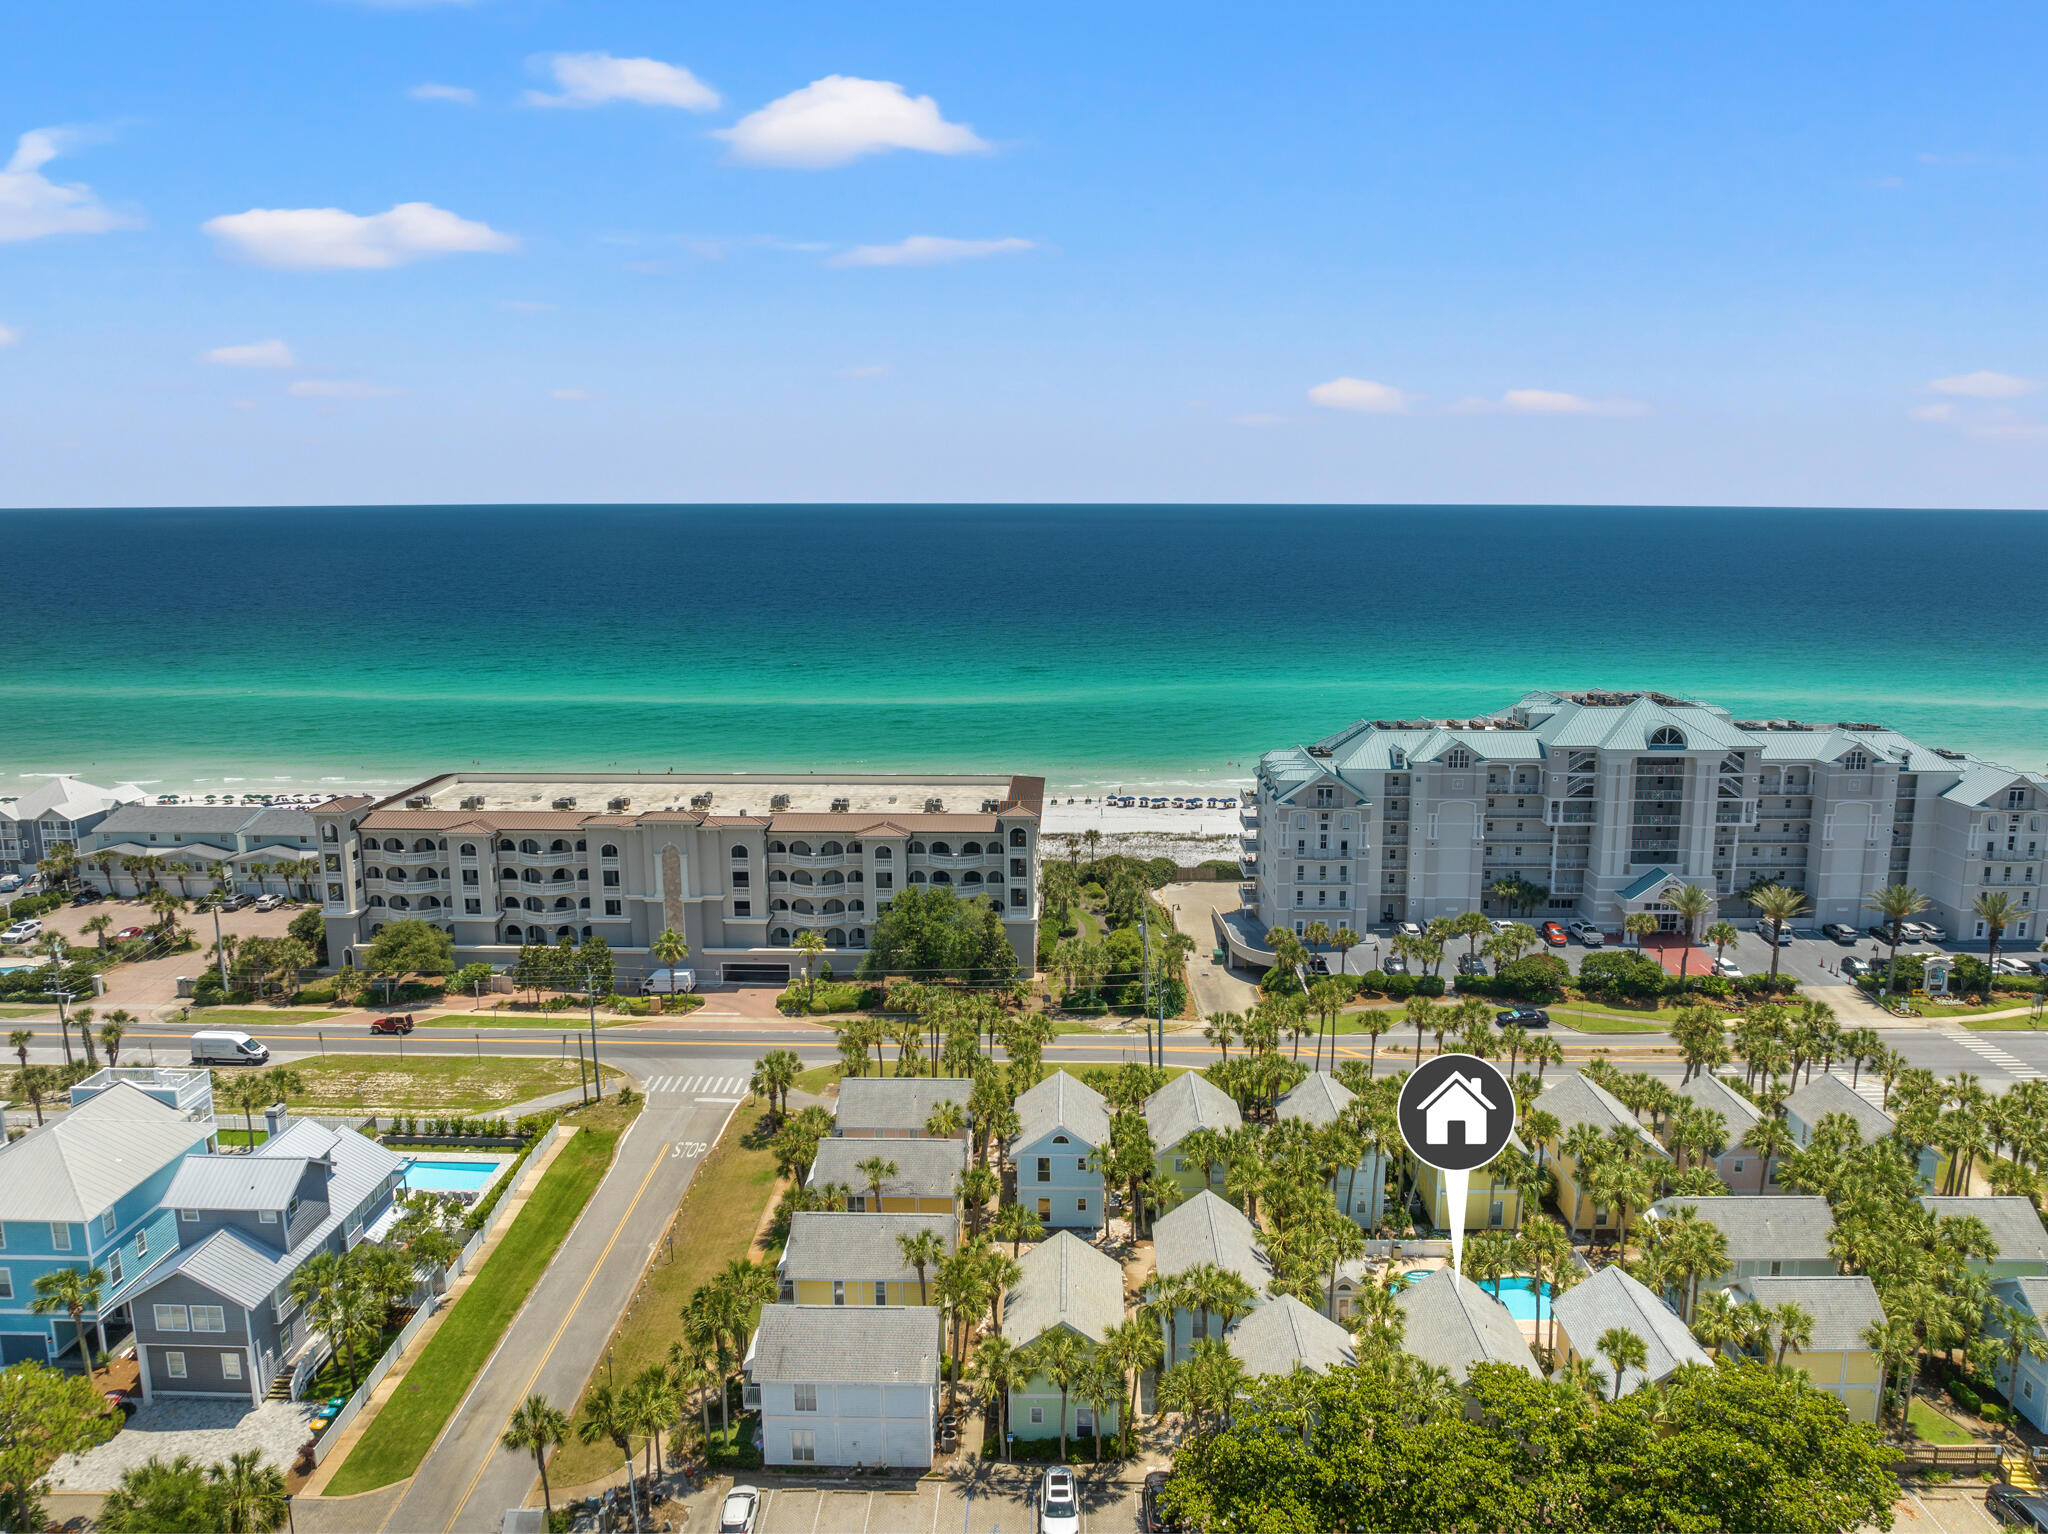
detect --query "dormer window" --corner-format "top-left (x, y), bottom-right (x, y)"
top-left (1843, 750), bottom-right (1868, 771)
top-left (1649, 726), bottom-right (1686, 749)
top-left (1444, 747), bottom-right (1472, 770)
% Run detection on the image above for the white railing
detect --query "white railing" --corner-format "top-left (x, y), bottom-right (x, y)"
top-left (289, 1334), bottom-right (334, 1402)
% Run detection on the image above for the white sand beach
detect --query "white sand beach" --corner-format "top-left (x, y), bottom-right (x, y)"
top-left (1040, 794), bottom-right (1245, 862)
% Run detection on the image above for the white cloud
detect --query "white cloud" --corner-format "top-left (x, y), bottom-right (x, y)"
top-left (717, 76), bottom-right (987, 169)
top-left (288, 379), bottom-right (401, 399)
top-left (0, 127), bottom-right (137, 244)
top-left (202, 339), bottom-right (296, 369)
top-left (1931, 370), bottom-right (2039, 399)
top-left (1910, 403), bottom-right (1958, 422)
top-left (203, 202), bottom-right (518, 270)
top-left (525, 53), bottom-right (720, 111)
top-left (1495, 388), bottom-right (1648, 417)
top-left (828, 235), bottom-right (1032, 269)
top-left (0, 323), bottom-right (16, 348)
top-left (550, 388), bottom-right (590, 400)
top-left (1306, 377), bottom-right (1410, 414)
top-left (410, 83), bottom-right (477, 105)
top-left (500, 299), bottom-right (556, 313)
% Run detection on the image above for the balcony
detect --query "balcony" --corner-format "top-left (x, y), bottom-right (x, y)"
top-left (775, 851), bottom-right (850, 868)
top-left (915, 851), bottom-right (998, 869)
top-left (1632, 788), bottom-right (1686, 803)
top-left (1549, 805), bottom-right (1596, 824)
top-left (1746, 831), bottom-right (1810, 845)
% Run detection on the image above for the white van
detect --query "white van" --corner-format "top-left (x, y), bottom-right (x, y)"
top-left (189, 1030), bottom-right (270, 1067)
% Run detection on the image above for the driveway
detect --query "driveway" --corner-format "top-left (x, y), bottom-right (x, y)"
top-left (50, 1397), bottom-right (318, 1490)
top-left (19, 895), bottom-right (310, 1016)
top-left (1161, 881), bottom-right (1260, 1019)
top-left (705, 1474), bottom-right (1144, 1533)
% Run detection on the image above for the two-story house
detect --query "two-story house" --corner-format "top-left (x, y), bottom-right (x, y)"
top-left (1644, 1195), bottom-right (1838, 1295)
top-left (126, 1114), bottom-right (406, 1404)
top-left (1225, 1293), bottom-right (1356, 1379)
top-left (1144, 1075), bottom-right (1242, 1205)
top-left (833, 1079), bottom-right (973, 1142)
top-left (1990, 1278), bottom-right (2048, 1435)
top-left (1151, 1191), bottom-right (1269, 1367)
top-left (1535, 1072), bottom-right (1669, 1239)
top-left (1396, 1268), bottom-right (1541, 1384)
top-left (1550, 1266), bottom-right (1709, 1397)
top-left (745, 1304), bottom-right (942, 1470)
top-left (1784, 1074), bottom-right (1944, 1191)
top-left (1009, 1071), bottom-right (1110, 1232)
top-left (0, 1082), bottom-right (215, 1366)
top-left (777, 1213), bottom-right (956, 1308)
top-left (1919, 1197), bottom-right (2048, 1279)
top-left (1668, 1072), bottom-right (1769, 1192)
top-left (1722, 1275), bottom-right (1886, 1423)
top-left (1276, 1072), bottom-right (1387, 1228)
top-left (808, 1138), bottom-right (964, 1216)
top-left (1002, 1232), bottom-right (1126, 1442)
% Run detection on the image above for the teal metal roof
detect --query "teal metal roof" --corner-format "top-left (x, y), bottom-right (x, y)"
top-left (1617, 866), bottom-right (1677, 900)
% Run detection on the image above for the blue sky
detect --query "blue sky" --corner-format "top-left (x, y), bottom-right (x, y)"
top-left (3, 1), bottom-right (2045, 507)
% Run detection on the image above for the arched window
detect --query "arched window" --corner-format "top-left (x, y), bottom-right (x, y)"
top-left (575, 839), bottom-right (587, 853)
top-left (410, 838), bottom-right (433, 852)
top-left (731, 844), bottom-right (749, 860)
top-left (848, 842), bottom-right (862, 854)
top-left (1649, 725), bottom-right (1686, 749)
top-left (1444, 747), bottom-right (1472, 770)
top-left (768, 841), bottom-right (785, 854)
top-left (528, 925), bottom-right (545, 943)
top-left (826, 928), bottom-right (847, 949)
top-left (582, 926), bottom-right (592, 940)
top-left (770, 927), bottom-right (791, 945)
top-left (368, 895), bottom-right (386, 907)
top-left (370, 923), bottom-right (384, 936)
top-left (847, 869), bottom-right (864, 883)
top-left (323, 826), bottom-right (339, 842)
top-left (388, 868), bottom-right (408, 882)
top-left (910, 870), bottom-right (927, 883)
top-left (987, 871), bottom-right (1005, 885)
top-left (556, 926), bottom-right (574, 940)
top-left (579, 896), bottom-right (590, 909)
top-left (459, 843), bottom-right (476, 857)
top-left (929, 841), bottom-right (951, 857)
top-left (792, 871), bottom-right (814, 886)
top-left (961, 872), bottom-right (983, 886)
top-left (874, 846), bottom-right (892, 860)
top-left (906, 842), bottom-right (924, 855)
top-left (932, 871), bottom-right (952, 885)
top-left (525, 897), bottom-right (543, 912)
top-left (850, 928), bottom-right (865, 946)
top-left (962, 841), bottom-right (982, 856)
top-left (522, 869), bottom-right (541, 884)
top-left (789, 840), bottom-right (813, 857)
top-left (823, 899), bottom-right (845, 914)
top-left (498, 839), bottom-right (515, 853)
top-left (549, 839), bottom-right (568, 854)
top-left (821, 841), bottom-right (843, 856)
top-left (520, 838), bottom-right (540, 855)
top-left (503, 896), bottom-right (521, 910)
top-left (793, 899), bottom-right (815, 915)
top-left (366, 866), bottom-right (383, 880)
top-left (500, 868), bottom-right (518, 881)
top-left (600, 843), bottom-right (619, 859)
top-left (770, 869), bottom-right (787, 883)
top-left (552, 869), bottom-right (571, 882)
top-left (1009, 827), bottom-right (1026, 847)
top-left (821, 871), bottom-right (844, 886)
top-left (419, 896), bottom-right (439, 909)
top-left (503, 925), bottom-right (523, 943)
top-left (554, 897), bottom-right (573, 910)
top-left (849, 898), bottom-right (865, 912)
top-left (771, 898), bottom-right (789, 912)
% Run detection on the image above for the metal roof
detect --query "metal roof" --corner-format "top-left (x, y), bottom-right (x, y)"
top-left (779, 1212), bottom-right (956, 1285)
top-left (165, 1156), bottom-right (306, 1212)
top-left (1012, 1070), bottom-right (1110, 1151)
top-left (1002, 1232), bottom-right (1125, 1347)
top-left (1550, 1265), bottom-right (1708, 1396)
top-left (834, 1078), bottom-right (973, 1136)
top-left (808, 1137), bottom-right (965, 1202)
top-left (1396, 1268), bottom-right (1541, 1380)
top-left (748, 1304), bottom-right (942, 1386)
top-left (1226, 1293), bottom-right (1355, 1377)
top-left (166, 1229), bottom-right (289, 1310)
top-left (1152, 1191), bottom-right (1269, 1292)
top-left (0, 1084), bottom-right (210, 1223)
top-left (1144, 1073), bottom-right (1241, 1152)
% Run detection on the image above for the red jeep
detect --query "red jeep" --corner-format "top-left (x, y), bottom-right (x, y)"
top-left (369, 1014), bottom-right (415, 1035)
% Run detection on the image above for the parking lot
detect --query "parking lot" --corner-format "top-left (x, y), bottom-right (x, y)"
top-left (695, 1476), bottom-right (1143, 1533)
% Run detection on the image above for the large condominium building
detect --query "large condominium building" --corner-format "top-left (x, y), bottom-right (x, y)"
top-left (1243, 690), bottom-right (2046, 943)
top-left (312, 771), bottom-right (1043, 984)
top-left (0, 776), bottom-right (149, 876)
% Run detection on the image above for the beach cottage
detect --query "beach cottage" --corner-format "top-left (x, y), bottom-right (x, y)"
top-left (1721, 1275), bottom-right (1886, 1423)
top-left (1276, 1072), bottom-right (1386, 1228)
top-left (1009, 1071), bottom-right (1111, 1233)
top-left (808, 1138), bottom-right (964, 1216)
top-left (1144, 1075), bottom-right (1242, 1205)
top-left (745, 1305), bottom-right (941, 1470)
top-left (777, 1213), bottom-right (956, 1307)
top-left (1002, 1232), bottom-right (1125, 1443)
top-left (1151, 1191), bottom-right (1269, 1367)
top-left (1550, 1265), bottom-right (1709, 1397)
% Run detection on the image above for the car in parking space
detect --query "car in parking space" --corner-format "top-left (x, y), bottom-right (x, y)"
top-left (1822, 923), bottom-right (1860, 944)
top-left (253, 893), bottom-right (286, 911)
top-left (1759, 923), bottom-right (1794, 946)
top-left (1496, 1007), bottom-right (1551, 1029)
top-left (1383, 952), bottom-right (1410, 974)
top-left (1, 919), bottom-right (43, 944)
top-left (1917, 923), bottom-right (1949, 943)
top-left (1988, 1485), bottom-right (2048, 1530)
top-left (1489, 918), bottom-right (1515, 933)
top-left (1713, 957), bottom-right (1743, 978)
top-left (717, 1484), bottom-right (760, 1534)
top-left (1539, 920), bottom-right (1569, 947)
top-left (112, 925), bottom-right (147, 942)
top-left (1457, 953), bottom-right (1490, 976)
top-left (0, 874), bottom-right (22, 893)
top-left (1142, 1470), bottom-right (1186, 1534)
top-left (1842, 956), bottom-right (1872, 979)
top-left (70, 888), bottom-right (103, 906)
top-left (1865, 924), bottom-right (1895, 942)
top-left (1398, 921), bottom-right (1424, 939)
top-left (1993, 957), bottom-right (2035, 975)
top-left (219, 892), bottom-right (256, 912)
top-left (1040, 1468), bottom-right (1082, 1534)
top-left (1567, 920), bottom-right (1604, 946)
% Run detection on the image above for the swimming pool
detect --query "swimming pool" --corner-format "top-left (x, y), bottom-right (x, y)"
top-left (1480, 1275), bottom-right (1556, 1321)
top-left (402, 1157), bottom-right (507, 1194)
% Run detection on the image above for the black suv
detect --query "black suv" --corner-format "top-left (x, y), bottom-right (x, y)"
top-left (1989, 1487), bottom-right (2048, 1530)
top-left (1496, 1007), bottom-right (1551, 1029)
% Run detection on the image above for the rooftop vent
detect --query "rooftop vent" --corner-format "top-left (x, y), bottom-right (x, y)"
top-left (923, 798), bottom-right (945, 813)
top-left (405, 795), bottom-right (431, 809)
top-left (460, 795), bottom-right (486, 810)
top-left (830, 798), bottom-right (851, 813)
top-left (770, 794), bottom-right (791, 811)
top-left (607, 796), bottom-right (631, 812)
top-left (551, 796), bottom-right (578, 810)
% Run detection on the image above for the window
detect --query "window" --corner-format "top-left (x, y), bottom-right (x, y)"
top-left (1037, 1198), bottom-right (1051, 1218)
top-left (135, 1228), bottom-right (147, 1256)
top-left (466, 898), bottom-right (481, 914)
top-left (0, 1270), bottom-right (11, 1300)
top-left (165, 1351), bottom-right (186, 1379)
top-left (874, 1281), bottom-right (888, 1305)
top-left (101, 1211), bottom-right (116, 1238)
top-left (793, 1383), bottom-right (818, 1412)
top-left (603, 899), bottom-right (623, 916)
top-left (259, 1209), bottom-right (278, 1224)
top-left (192, 1306), bottom-right (226, 1333)
top-left (155, 1304), bottom-right (190, 1332)
top-left (2028, 1380), bottom-right (2036, 1401)
top-left (1030, 1407), bottom-right (1045, 1425)
top-left (1077, 1197), bottom-right (1088, 1212)
top-left (1445, 746), bottom-right (1472, 770)
top-left (602, 871), bottom-right (620, 887)
top-left (1077, 1158), bottom-right (1088, 1173)
top-left (221, 1351), bottom-right (243, 1381)
top-left (180, 1209), bottom-right (198, 1223)
top-left (731, 871), bottom-right (749, 888)
top-left (49, 1225), bottom-right (69, 1251)
top-left (789, 1429), bottom-right (816, 1463)
top-left (832, 1280), bottom-right (845, 1306)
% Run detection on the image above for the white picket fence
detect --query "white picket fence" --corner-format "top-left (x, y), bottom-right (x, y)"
top-left (307, 1120), bottom-right (562, 1464)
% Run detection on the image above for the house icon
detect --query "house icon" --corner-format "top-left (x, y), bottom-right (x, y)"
top-left (1416, 1072), bottom-right (1496, 1147)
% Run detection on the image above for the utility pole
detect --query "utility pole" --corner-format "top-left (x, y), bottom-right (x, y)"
top-left (210, 902), bottom-right (230, 993)
top-left (47, 938), bottom-right (75, 1066)
top-left (585, 960), bottom-right (603, 1103)
top-left (1138, 908), bottom-right (1154, 1067)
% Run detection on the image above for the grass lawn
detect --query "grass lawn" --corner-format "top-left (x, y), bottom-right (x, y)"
top-left (416, 1013), bottom-right (636, 1029)
top-left (324, 1101), bottom-right (634, 1495)
top-left (215, 1128), bottom-right (269, 1148)
top-left (1550, 1010), bottom-right (1667, 1035)
top-left (305, 1320), bottom-right (405, 1402)
top-left (278, 1055), bottom-right (621, 1115)
top-left (1908, 1398), bottom-right (1974, 1445)
top-left (0, 1004), bottom-right (54, 1016)
top-left (184, 1008), bottom-right (346, 1026)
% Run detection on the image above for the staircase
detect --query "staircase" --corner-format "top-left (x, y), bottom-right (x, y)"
top-left (2007, 1451), bottom-right (2042, 1493)
top-left (266, 1370), bottom-right (294, 1401)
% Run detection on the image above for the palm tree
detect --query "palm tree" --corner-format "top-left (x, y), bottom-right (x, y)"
top-left (1769, 1300), bottom-right (1815, 1369)
top-left (82, 913), bottom-right (112, 950)
top-left (625, 1366), bottom-right (676, 1480)
top-left (575, 1383), bottom-right (643, 1531)
top-left (967, 1333), bottom-right (1023, 1459)
top-left (1865, 884), bottom-right (1931, 997)
top-left (31, 1266), bottom-right (107, 1384)
top-left (1665, 885), bottom-right (1713, 982)
top-left (1100, 1315), bottom-right (1163, 1452)
top-left (99, 1010), bottom-right (131, 1067)
top-left (1974, 891), bottom-right (2019, 976)
top-left (1597, 1325), bottom-right (1649, 1401)
top-left (1623, 911), bottom-right (1659, 951)
top-left (206, 1450), bottom-right (289, 1534)
top-left (793, 929), bottom-right (827, 1002)
top-left (993, 1201), bottom-right (1044, 1259)
top-left (502, 1393), bottom-right (569, 1521)
top-left (1023, 1329), bottom-right (1088, 1462)
top-left (897, 1228), bottom-right (946, 1305)
top-left (8, 1030), bottom-right (30, 1072)
top-left (1747, 884), bottom-right (1810, 978)
top-left (12, 1064), bottom-right (54, 1125)
top-left (1704, 921), bottom-right (1738, 965)
top-left (856, 1155), bottom-right (898, 1212)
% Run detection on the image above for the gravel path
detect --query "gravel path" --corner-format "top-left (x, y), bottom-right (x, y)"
top-left (50, 1398), bottom-right (319, 1490)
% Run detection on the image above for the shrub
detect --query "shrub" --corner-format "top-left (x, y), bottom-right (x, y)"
top-left (1358, 969), bottom-right (1390, 995)
top-left (1413, 975), bottom-right (1445, 998)
top-left (1733, 973), bottom-right (1799, 998)
top-left (293, 982), bottom-right (339, 1005)
top-left (1495, 954), bottom-right (1570, 1001)
top-left (1576, 950), bottom-right (1668, 1003)
top-left (1385, 973), bottom-right (1417, 999)
top-left (1948, 1381), bottom-right (1981, 1414)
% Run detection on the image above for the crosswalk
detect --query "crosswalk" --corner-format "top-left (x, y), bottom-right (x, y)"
top-left (1929, 1022), bottom-right (2045, 1083)
top-left (643, 1072), bottom-right (752, 1101)
top-left (1847, 1071), bottom-right (1889, 1108)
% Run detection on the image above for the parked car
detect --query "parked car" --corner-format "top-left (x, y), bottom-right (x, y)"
top-left (1919, 924), bottom-right (1949, 943)
top-left (0, 874), bottom-right (22, 892)
top-left (1842, 957), bottom-right (1871, 978)
top-left (1822, 923), bottom-right (1859, 944)
top-left (370, 1014), bottom-right (416, 1035)
top-left (253, 893), bottom-right (286, 911)
top-left (1767, 923), bottom-right (1795, 945)
top-left (1040, 1468), bottom-right (1082, 1534)
top-left (717, 1486), bottom-right (761, 1534)
top-left (1, 919), bottom-right (43, 944)
top-left (1489, 918), bottom-right (1515, 933)
top-left (1713, 957), bottom-right (1743, 978)
top-left (1988, 1487), bottom-right (2048, 1531)
top-left (1142, 1470), bottom-right (1185, 1534)
top-left (1866, 924), bottom-right (1894, 942)
top-left (1456, 953), bottom-right (1490, 976)
top-left (218, 893), bottom-right (256, 912)
top-left (112, 925), bottom-right (147, 942)
top-left (100, 1387), bottom-right (140, 1420)
top-left (1539, 921), bottom-right (1568, 947)
top-left (1398, 921), bottom-right (1424, 939)
top-left (1383, 952), bottom-right (1410, 974)
top-left (1898, 921), bottom-right (1936, 942)
top-left (1992, 956), bottom-right (2033, 975)
top-left (70, 888), bottom-right (103, 906)
top-left (1567, 920), bottom-right (1601, 941)
top-left (1497, 1007), bottom-right (1551, 1029)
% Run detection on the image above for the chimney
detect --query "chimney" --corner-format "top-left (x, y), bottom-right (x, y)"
top-left (263, 1102), bottom-right (291, 1140)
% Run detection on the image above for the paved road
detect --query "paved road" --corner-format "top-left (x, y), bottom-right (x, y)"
top-left (362, 1055), bottom-right (760, 1534)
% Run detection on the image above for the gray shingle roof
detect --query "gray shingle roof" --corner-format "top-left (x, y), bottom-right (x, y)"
top-left (833, 1078), bottom-right (972, 1136)
top-left (1151, 1191), bottom-right (1269, 1292)
top-left (1550, 1265), bottom-right (1709, 1396)
top-left (1539, 1072), bottom-right (1665, 1155)
top-left (1731, 1275), bottom-right (1885, 1354)
top-left (1226, 1293), bottom-right (1355, 1377)
top-left (749, 1304), bottom-right (942, 1386)
top-left (93, 805), bottom-right (259, 837)
top-left (1012, 1071), bottom-right (1110, 1152)
top-left (1921, 1197), bottom-right (2048, 1267)
top-left (1649, 1195), bottom-right (1836, 1264)
top-left (1784, 1073), bottom-right (1894, 1143)
top-left (0, 1083), bottom-right (209, 1222)
top-left (1999, 1277), bottom-right (2048, 1325)
top-left (165, 1156), bottom-right (306, 1213)
top-left (1670, 1072), bottom-right (1760, 1137)
top-left (1396, 1268), bottom-right (1541, 1380)
top-left (1002, 1232), bottom-right (1125, 1347)
top-left (808, 1137), bottom-right (965, 1203)
top-left (1144, 1073), bottom-right (1241, 1152)
top-left (779, 1213), bottom-right (956, 1286)
top-left (1277, 1072), bottom-right (1354, 1128)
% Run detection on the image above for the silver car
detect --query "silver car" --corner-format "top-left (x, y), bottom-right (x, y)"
top-left (719, 1485), bottom-right (760, 1534)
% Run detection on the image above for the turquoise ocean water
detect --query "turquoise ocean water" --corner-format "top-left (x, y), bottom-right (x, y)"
top-left (2, 505), bottom-right (2043, 796)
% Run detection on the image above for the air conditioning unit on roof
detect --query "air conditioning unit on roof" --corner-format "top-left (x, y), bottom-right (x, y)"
top-left (691, 791), bottom-right (714, 808)
top-left (770, 794), bottom-right (791, 810)
top-left (924, 798), bottom-right (944, 813)
top-left (461, 795), bottom-right (485, 810)
top-left (406, 796), bottom-right (430, 809)
top-left (608, 796), bottom-right (630, 812)
top-left (830, 798), bottom-right (851, 812)
top-left (552, 797), bottom-right (577, 810)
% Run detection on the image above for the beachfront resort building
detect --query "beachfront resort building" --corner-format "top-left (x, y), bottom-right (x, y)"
top-left (310, 770), bottom-right (1043, 985)
top-left (77, 803), bottom-right (318, 897)
top-left (1237, 689), bottom-right (2048, 943)
top-left (0, 776), bottom-right (149, 877)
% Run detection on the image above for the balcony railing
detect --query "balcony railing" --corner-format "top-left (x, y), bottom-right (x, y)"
top-left (774, 851), bottom-right (850, 868)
